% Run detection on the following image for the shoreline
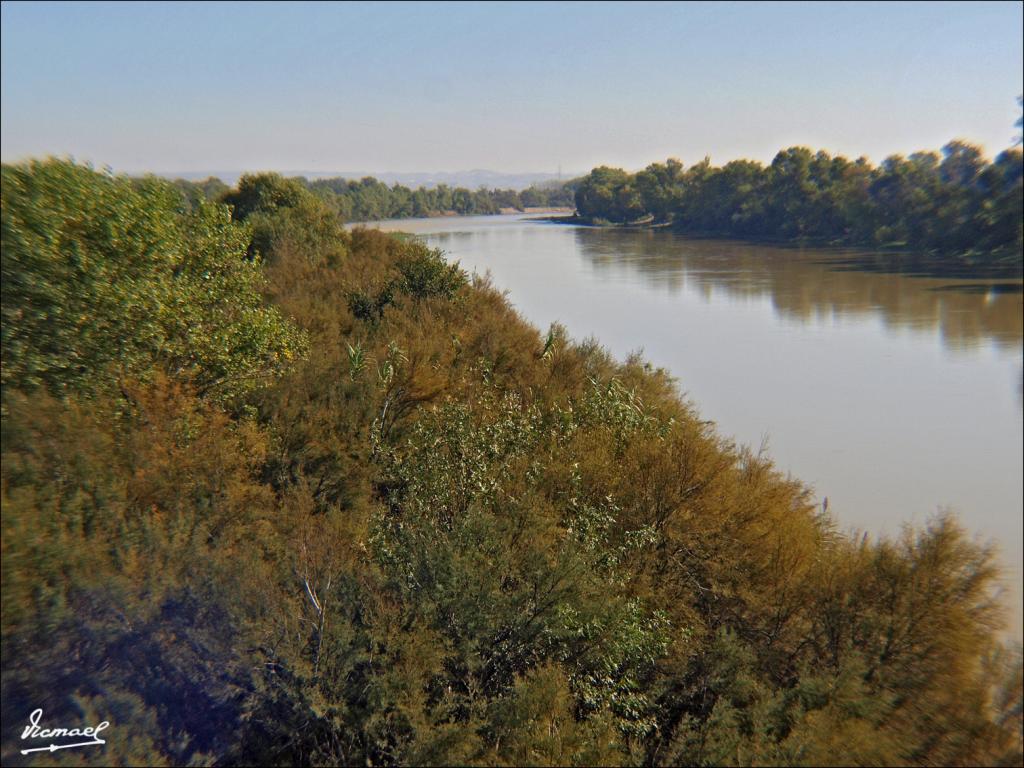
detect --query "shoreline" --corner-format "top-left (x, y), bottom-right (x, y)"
top-left (539, 214), bottom-right (1024, 278)
top-left (348, 207), bottom-right (575, 228)
top-left (351, 210), bottom-right (1022, 281)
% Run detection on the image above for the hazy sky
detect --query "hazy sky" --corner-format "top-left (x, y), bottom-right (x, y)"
top-left (2, 1), bottom-right (1022, 174)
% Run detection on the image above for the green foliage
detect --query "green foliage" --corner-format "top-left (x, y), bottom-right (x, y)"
top-left (1, 160), bottom-right (307, 401)
top-left (395, 244), bottom-right (467, 301)
top-left (575, 166), bottom-right (647, 224)
top-left (348, 280), bottom-right (396, 324)
top-left (220, 172), bottom-right (350, 264)
top-left (574, 138), bottom-right (1023, 264)
top-left (2, 163), bottom-right (1020, 766)
top-left (306, 176), bottom-right (577, 222)
top-left (171, 176), bottom-right (230, 211)
top-left (220, 172), bottom-right (307, 222)
top-left (368, 386), bottom-right (671, 743)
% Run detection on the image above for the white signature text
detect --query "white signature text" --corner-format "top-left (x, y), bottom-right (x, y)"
top-left (20, 708), bottom-right (109, 755)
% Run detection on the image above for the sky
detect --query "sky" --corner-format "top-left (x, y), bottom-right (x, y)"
top-left (2, 1), bottom-right (1022, 175)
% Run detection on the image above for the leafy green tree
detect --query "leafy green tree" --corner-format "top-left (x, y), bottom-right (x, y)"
top-left (369, 385), bottom-right (671, 740)
top-left (575, 167), bottom-right (644, 223)
top-left (220, 172), bottom-right (306, 222)
top-left (635, 159), bottom-right (684, 223)
top-left (396, 244), bottom-right (467, 301)
top-left (570, 138), bottom-right (1021, 264)
top-left (2, 160), bottom-right (307, 401)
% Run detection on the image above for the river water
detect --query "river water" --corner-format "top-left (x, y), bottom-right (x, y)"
top-left (367, 214), bottom-right (1024, 629)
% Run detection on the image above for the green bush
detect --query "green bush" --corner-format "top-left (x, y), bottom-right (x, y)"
top-left (396, 244), bottom-right (467, 300)
top-left (1, 159), bottom-right (306, 401)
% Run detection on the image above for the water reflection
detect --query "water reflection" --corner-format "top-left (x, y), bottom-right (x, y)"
top-left (571, 228), bottom-right (1024, 354)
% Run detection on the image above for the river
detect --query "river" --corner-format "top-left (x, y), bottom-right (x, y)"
top-left (365, 213), bottom-right (1024, 630)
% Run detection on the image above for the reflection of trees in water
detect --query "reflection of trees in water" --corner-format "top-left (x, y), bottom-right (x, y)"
top-left (574, 228), bottom-right (1024, 353)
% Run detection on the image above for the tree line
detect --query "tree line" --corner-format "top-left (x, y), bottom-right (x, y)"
top-left (2, 160), bottom-right (1021, 766)
top-left (173, 172), bottom-right (576, 223)
top-left (178, 131), bottom-right (1024, 264)
top-left (574, 142), bottom-right (1023, 264)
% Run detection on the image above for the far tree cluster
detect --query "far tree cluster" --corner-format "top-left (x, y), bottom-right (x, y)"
top-left (175, 172), bottom-right (578, 223)
top-left (574, 142), bottom-right (1023, 263)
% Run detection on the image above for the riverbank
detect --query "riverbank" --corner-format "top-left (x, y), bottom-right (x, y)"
top-left (376, 212), bottom-right (1023, 637)
top-left (569, 146), bottom-right (1023, 277)
top-left (543, 213), bottom-right (1023, 279)
top-left (348, 207), bottom-right (576, 229)
top-left (4, 164), bottom-right (1020, 766)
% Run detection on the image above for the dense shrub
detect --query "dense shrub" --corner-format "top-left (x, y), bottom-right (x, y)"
top-left (1, 161), bottom-right (306, 401)
top-left (2, 162), bottom-right (1020, 766)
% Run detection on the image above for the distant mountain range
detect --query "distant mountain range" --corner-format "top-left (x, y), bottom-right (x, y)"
top-left (159, 169), bottom-right (577, 191)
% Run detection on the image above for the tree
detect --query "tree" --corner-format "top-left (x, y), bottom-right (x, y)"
top-left (636, 159), bottom-right (685, 222)
top-left (575, 166), bottom-right (644, 223)
top-left (220, 172), bottom-right (306, 222)
top-left (1, 160), bottom-right (306, 401)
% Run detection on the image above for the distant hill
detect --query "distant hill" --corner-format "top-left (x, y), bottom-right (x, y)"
top-left (160, 169), bottom-right (577, 191)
